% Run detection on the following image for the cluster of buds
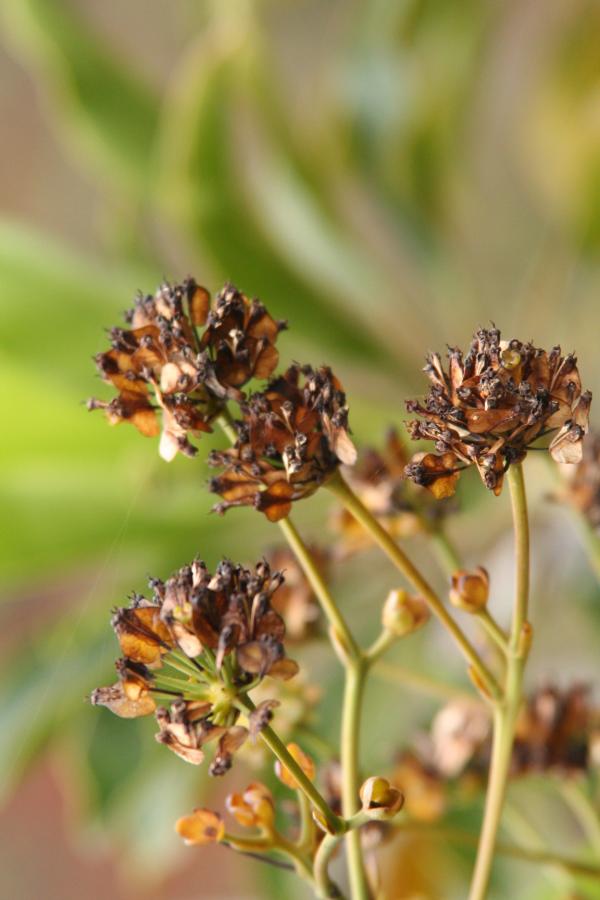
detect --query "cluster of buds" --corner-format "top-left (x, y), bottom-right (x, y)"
top-left (176, 780), bottom-right (276, 847)
top-left (88, 280), bottom-right (285, 460)
top-left (333, 428), bottom-right (453, 555)
top-left (91, 557), bottom-right (297, 775)
top-left (405, 328), bottom-right (591, 497)
top-left (209, 364), bottom-right (356, 521)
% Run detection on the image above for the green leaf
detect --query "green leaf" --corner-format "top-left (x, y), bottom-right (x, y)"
top-left (1, 0), bottom-right (160, 190)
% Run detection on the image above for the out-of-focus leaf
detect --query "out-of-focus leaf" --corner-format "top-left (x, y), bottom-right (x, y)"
top-left (1, 0), bottom-right (159, 190)
top-left (157, 35), bottom-right (386, 364)
top-left (0, 615), bottom-right (109, 803)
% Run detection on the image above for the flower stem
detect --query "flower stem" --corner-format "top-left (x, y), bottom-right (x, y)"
top-left (276, 515), bottom-right (370, 896)
top-left (468, 463), bottom-right (531, 900)
top-left (277, 516), bottom-right (360, 663)
top-left (475, 610), bottom-right (509, 656)
top-left (341, 659), bottom-right (370, 900)
top-left (327, 471), bottom-right (502, 701)
top-left (239, 696), bottom-right (344, 836)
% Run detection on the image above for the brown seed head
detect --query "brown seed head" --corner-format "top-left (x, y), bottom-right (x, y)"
top-left (405, 329), bottom-right (591, 497)
top-left (209, 364), bottom-right (356, 520)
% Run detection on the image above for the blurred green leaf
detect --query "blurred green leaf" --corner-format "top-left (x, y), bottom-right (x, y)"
top-left (1, 0), bottom-right (159, 191)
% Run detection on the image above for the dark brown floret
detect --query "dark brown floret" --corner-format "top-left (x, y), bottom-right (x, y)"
top-left (404, 329), bottom-right (591, 496)
top-left (88, 279), bottom-right (284, 460)
top-left (209, 364), bottom-right (356, 521)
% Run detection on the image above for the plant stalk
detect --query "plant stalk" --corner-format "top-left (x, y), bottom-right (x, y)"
top-left (327, 471), bottom-right (501, 701)
top-left (468, 463), bottom-right (531, 900)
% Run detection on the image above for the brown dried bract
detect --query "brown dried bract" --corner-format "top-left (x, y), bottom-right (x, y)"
top-left (405, 328), bottom-right (591, 496)
top-left (557, 431), bottom-right (600, 530)
top-left (209, 364), bottom-right (356, 521)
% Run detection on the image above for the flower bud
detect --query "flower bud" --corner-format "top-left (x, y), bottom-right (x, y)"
top-left (382, 589), bottom-right (430, 637)
top-left (359, 776), bottom-right (404, 820)
top-left (449, 567), bottom-right (489, 613)
top-left (175, 808), bottom-right (225, 845)
top-left (226, 782), bottom-right (275, 830)
top-left (275, 742), bottom-right (315, 789)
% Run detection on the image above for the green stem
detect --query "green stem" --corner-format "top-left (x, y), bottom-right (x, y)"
top-left (341, 660), bottom-right (370, 900)
top-left (468, 463), bottom-right (531, 900)
top-left (240, 697), bottom-right (344, 836)
top-left (327, 471), bottom-right (502, 701)
top-left (296, 789), bottom-right (315, 852)
top-left (475, 610), bottom-right (509, 656)
top-left (278, 516), bottom-right (360, 663)
top-left (364, 629), bottom-right (397, 664)
top-left (314, 831), bottom-right (346, 899)
top-left (314, 812), bottom-right (376, 900)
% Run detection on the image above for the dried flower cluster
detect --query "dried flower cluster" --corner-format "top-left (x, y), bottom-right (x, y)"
top-left (209, 364), bottom-right (356, 521)
top-left (405, 328), bottom-right (591, 496)
top-left (88, 280), bottom-right (285, 460)
top-left (92, 557), bottom-right (297, 775)
top-left (89, 288), bottom-right (599, 899)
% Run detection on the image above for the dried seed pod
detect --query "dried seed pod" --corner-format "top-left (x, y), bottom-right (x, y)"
top-left (449, 567), bottom-right (489, 613)
top-left (359, 777), bottom-right (404, 820)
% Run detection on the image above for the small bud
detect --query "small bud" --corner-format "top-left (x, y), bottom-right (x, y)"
top-left (382, 589), bottom-right (430, 637)
top-left (226, 782), bottom-right (275, 830)
top-left (449, 567), bottom-right (489, 613)
top-left (275, 742), bottom-right (315, 789)
top-left (359, 776), bottom-right (404, 820)
top-left (175, 808), bottom-right (225, 845)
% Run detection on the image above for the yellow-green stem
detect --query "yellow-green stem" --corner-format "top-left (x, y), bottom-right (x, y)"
top-left (278, 516), bottom-right (360, 663)
top-left (468, 463), bottom-right (531, 900)
top-left (476, 610), bottom-right (509, 656)
top-left (327, 471), bottom-right (502, 701)
top-left (240, 697), bottom-right (344, 836)
top-left (341, 660), bottom-right (370, 900)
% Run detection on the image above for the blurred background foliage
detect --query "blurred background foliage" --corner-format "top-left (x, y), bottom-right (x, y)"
top-left (1, 1), bottom-right (600, 898)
